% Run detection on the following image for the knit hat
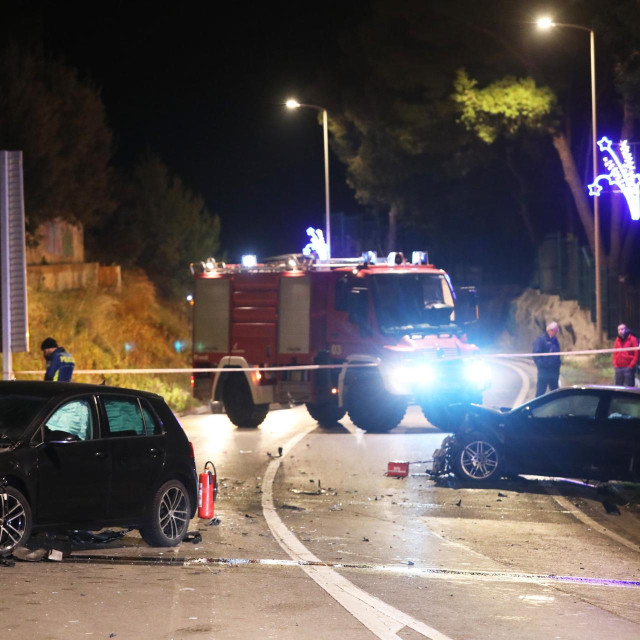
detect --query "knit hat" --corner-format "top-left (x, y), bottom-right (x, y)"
top-left (41, 337), bottom-right (58, 350)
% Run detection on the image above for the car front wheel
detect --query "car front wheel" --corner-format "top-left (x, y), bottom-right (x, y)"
top-left (140, 479), bottom-right (191, 547)
top-left (0, 486), bottom-right (32, 556)
top-left (454, 433), bottom-right (501, 483)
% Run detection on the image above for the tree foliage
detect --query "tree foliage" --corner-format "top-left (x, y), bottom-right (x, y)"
top-left (0, 44), bottom-right (114, 237)
top-left (89, 152), bottom-right (221, 298)
top-left (453, 70), bottom-right (557, 144)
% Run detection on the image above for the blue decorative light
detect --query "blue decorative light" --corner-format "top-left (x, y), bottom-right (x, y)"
top-left (174, 340), bottom-right (185, 353)
top-left (302, 227), bottom-right (328, 260)
top-left (588, 137), bottom-right (640, 221)
top-left (124, 342), bottom-right (134, 353)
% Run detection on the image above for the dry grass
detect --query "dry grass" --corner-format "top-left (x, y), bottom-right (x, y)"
top-left (10, 270), bottom-right (199, 412)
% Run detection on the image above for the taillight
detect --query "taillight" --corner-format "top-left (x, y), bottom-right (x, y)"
top-left (188, 441), bottom-right (195, 460)
top-left (190, 375), bottom-right (195, 388)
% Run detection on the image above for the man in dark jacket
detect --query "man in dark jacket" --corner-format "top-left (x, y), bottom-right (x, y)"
top-left (41, 337), bottom-right (75, 382)
top-left (612, 323), bottom-right (638, 387)
top-left (532, 321), bottom-right (561, 396)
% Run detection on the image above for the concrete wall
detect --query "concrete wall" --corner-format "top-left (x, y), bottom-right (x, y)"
top-left (26, 219), bottom-right (85, 265)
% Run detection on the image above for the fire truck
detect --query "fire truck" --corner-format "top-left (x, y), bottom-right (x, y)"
top-left (190, 251), bottom-right (488, 432)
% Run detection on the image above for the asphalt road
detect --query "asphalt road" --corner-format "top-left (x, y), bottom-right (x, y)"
top-left (2, 359), bottom-right (639, 639)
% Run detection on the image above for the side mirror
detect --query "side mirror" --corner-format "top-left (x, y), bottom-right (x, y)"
top-left (347, 287), bottom-right (371, 334)
top-left (455, 286), bottom-right (478, 326)
top-left (335, 275), bottom-right (350, 311)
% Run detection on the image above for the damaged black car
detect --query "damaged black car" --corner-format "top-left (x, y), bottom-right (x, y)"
top-left (0, 381), bottom-right (198, 556)
top-left (435, 386), bottom-right (640, 483)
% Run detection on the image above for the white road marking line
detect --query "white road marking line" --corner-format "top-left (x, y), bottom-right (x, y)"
top-left (261, 427), bottom-right (455, 640)
top-left (544, 489), bottom-right (640, 554)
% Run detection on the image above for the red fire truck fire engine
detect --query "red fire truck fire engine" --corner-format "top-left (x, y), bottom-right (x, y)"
top-left (190, 251), bottom-right (488, 432)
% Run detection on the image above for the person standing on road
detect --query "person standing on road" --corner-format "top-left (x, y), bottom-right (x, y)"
top-left (532, 321), bottom-right (561, 397)
top-left (41, 337), bottom-right (75, 382)
top-left (612, 323), bottom-right (638, 387)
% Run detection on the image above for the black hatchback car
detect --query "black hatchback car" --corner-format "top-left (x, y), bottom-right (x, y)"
top-left (0, 381), bottom-right (198, 555)
top-left (439, 386), bottom-right (640, 483)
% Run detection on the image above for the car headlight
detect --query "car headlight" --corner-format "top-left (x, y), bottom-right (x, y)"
top-left (463, 360), bottom-right (492, 389)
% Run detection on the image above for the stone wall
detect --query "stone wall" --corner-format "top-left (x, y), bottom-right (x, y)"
top-left (496, 288), bottom-right (600, 353)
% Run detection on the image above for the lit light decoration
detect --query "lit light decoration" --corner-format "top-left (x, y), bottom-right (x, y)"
top-left (588, 137), bottom-right (640, 221)
top-left (302, 227), bottom-right (328, 260)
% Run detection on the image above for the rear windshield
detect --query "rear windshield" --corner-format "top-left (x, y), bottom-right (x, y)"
top-left (0, 394), bottom-right (49, 443)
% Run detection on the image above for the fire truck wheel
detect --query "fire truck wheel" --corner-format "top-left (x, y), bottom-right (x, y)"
top-left (421, 403), bottom-right (452, 430)
top-left (222, 374), bottom-right (269, 428)
top-left (305, 403), bottom-right (346, 425)
top-left (0, 486), bottom-right (32, 556)
top-left (346, 379), bottom-right (407, 432)
top-left (140, 479), bottom-right (191, 547)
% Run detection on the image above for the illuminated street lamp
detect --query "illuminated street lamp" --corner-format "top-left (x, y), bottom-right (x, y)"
top-left (285, 98), bottom-right (331, 259)
top-left (536, 16), bottom-right (602, 339)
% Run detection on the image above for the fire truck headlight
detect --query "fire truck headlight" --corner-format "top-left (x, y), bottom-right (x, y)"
top-left (391, 364), bottom-right (435, 392)
top-left (463, 360), bottom-right (491, 389)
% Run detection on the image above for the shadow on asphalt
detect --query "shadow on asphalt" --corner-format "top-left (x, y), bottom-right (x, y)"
top-left (433, 474), bottom-right (640, 506)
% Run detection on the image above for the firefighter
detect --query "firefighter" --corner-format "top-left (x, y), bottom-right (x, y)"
top-left (41, 337), bottom-right (75, 382)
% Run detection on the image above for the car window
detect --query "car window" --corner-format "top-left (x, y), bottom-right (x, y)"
top-left (0, 393), bottom-right (49, 441)
top-left (103, 397), bottom-right (145, 437)
top-left (140, 399), bottom-right (163, 435)
top-left (608, 395), bottom-right (640, 420)
top-left (531, 394), bottom-right (599, 419)
top-left (46, 399), bottom-right (94, 441)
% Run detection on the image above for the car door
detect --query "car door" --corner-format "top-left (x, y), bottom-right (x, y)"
top-left (35, 395), bottom-right (111, 525)
top-left (594, 392), bottom-right (640, 479)
top-left (99, 394), bottom-right (166, 521)
top-left (506, 391), bottom-right (601, 477)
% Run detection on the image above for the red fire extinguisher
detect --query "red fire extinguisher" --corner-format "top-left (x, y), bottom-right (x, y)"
top-left (198, 460), bottom-right (217, 519)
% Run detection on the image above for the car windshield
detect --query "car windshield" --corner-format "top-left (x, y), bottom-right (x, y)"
top-left (0, 393), bottom-right (49, 443)
top-left (370, 273), bottom-right (455, 335)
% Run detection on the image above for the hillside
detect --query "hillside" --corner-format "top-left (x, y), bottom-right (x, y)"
top-left (11, 270), bottom-right (198, 411)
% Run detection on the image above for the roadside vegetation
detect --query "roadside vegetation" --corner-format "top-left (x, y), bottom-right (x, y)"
top-left (12, 270), bottom-right (200, 413)
top-left (560, 354), bottom-right (615, 387)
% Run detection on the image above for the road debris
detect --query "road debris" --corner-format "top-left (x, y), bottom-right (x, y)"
top-left (602, 501), bottom-right (621, 515)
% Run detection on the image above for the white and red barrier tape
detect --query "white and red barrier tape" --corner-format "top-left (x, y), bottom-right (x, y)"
top-left (12, 345), bottom-right (639, 377)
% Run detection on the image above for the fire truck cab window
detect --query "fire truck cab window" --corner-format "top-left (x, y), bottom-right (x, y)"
top-left (371, 273), bottom-right (454, 335)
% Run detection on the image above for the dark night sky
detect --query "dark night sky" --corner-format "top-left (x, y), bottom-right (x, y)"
top-left (15, 1), bottom-right (369, 261)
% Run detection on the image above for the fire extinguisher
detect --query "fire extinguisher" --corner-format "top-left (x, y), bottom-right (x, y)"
top-left (198, 460), bottom-right (217, 519)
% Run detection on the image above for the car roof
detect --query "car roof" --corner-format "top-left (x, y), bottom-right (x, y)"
top-left (0, 380), bottom-right (163, 401)
top-left (564, 384), bottom-right (640, 395)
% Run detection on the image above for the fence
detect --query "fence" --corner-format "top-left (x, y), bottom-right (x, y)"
top-left (535, 232), bottom-right (640, 338)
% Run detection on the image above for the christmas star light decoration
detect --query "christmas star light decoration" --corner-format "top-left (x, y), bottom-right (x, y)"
top-left (302, 227), bottom-right (328, 260)
top-left (588, 137), bottom-right (640, 221)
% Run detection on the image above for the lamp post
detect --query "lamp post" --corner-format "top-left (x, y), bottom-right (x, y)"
top-left (536, 17), bottom-right (602, 339)
top-left (285, 99), bottom-right (331, 259)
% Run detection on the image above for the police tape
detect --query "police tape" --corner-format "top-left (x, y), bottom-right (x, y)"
top-left (14, 362), bottom-right (380, 376)
top-left (12, 345), bottom-right (639, 377)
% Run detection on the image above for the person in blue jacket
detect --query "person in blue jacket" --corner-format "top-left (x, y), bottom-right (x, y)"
top-left (532, 321), bottom-right (561, 396)
top-left (41, 337), bottom-right (75, 382)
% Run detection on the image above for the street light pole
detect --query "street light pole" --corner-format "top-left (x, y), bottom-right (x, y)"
top-left (286, 99), bottom-right (331, 259)
top-left (536, 18), bottom-right (602, 340)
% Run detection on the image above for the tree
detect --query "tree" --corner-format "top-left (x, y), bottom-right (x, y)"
top-left (0, 44), bottom-right (114, 238)
top-left (89, 152), bottom-right (221, 298)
